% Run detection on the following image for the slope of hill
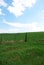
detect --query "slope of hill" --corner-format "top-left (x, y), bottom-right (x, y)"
top-left (0, 32), bottom-right (44, 65)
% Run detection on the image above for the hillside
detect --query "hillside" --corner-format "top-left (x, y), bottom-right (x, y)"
top-left (0, 32), bottom-right (44, 65)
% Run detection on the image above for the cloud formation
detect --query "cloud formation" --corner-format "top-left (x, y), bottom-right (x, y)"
top-left (1, 20), bottom-right (44, 33)
top-left (3, 20), bottom-right (37, 28)
top-left (0, 9), bottom-right (2, 15)
top-left (8, 0), bottom-right (37, 17)
top-left (0, 8), bottom-right (5, 15)
top-left (0, 0), bottom-right (7, 7)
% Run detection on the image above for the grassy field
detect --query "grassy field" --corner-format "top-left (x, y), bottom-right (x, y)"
top-left (0, 32), bottom-right (44, 65)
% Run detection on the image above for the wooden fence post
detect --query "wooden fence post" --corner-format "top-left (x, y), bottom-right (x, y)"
top-left (25, 33), bottom-right (27, 42)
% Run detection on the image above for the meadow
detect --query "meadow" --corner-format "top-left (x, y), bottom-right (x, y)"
top-left (0, 32), bottom-right (44, 65)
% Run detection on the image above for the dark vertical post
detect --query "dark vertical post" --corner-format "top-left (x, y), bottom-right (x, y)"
top-left (25, 33), bottom-right (27, 42)
top-left (0, 34), bottom-right (2, 44)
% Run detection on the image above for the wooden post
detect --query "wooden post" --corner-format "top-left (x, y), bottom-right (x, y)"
top-left (0, 34), bottom-right (2, 44)
top-left (25, 33), bottom-right (27, 42)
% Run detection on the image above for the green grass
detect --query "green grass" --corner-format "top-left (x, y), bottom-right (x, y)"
top-left (0, 32), bottom-right (44, 65)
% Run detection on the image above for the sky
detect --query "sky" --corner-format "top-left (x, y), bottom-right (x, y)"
top-left (0, 0), bottom-right (44, 33)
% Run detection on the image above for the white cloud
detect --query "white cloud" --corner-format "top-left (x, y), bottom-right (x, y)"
top-left (0, 28), bottom-right (18, 33)
top-left (2, 20), bottom-right (44, 33)
top-left (3, 20), bottom-right (37, 28)
top-left (8, 0), bottom-right (37, 17)
top-left (0, 0), bottom-right (7, 7)
top-left (0, 29), bottom-right (8, 33)
top-left (0, 9), bottom-right (2, 15)
top-left (0, 8), bottom-right (5, 15)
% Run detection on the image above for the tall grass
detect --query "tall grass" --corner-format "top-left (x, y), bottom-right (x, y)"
top-left (0, 32), bottom-right (44, 65)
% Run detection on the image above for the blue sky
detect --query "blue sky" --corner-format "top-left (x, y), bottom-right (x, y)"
top-left (0, 0), bottom-right (44, 33)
